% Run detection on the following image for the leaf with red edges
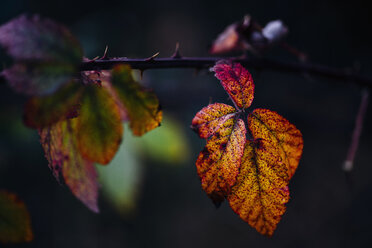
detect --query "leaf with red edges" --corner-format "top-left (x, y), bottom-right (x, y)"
top-left (192, 61), bottom-right (303, 236)
top-left (211, 61), bottom-right (254, 109)
top-left (191, 103), bottom-right (236, 139)
top-left (191, 103), bottom-right (246, 205)
top-left (248, 109), bottom-right (303, 178)
top-left (228, 139), bottom-right (290, 236)
top-left (39, 119), bottom-right (99, 212)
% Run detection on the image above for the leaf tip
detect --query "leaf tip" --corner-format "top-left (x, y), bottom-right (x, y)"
top-left (211, 61), bottom-right (255, 109)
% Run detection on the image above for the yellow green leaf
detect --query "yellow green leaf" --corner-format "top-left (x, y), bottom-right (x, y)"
top-left (77, 84), bottom-right (123, 165)
top-left (39, 119), bottom-right (99, 212)
top-left (0, 190), bottom-right (33, 243)
top-left (192, 103), bottom-right (246, 205)
top-left (248, 109), bottom-right (303, 178)
top-left (228, 140), bottom-right (289, 236)
top-left (191, 103), bottom-right (237, 139)
top-left (111, 65), bottom-right (162, 136)
top-left (24, 81), bottom-right (83, 128)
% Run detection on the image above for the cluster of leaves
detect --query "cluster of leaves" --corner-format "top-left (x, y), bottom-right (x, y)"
top-left (191, 61), bottom-right (303, 236)
top-left (0, 15), bottom-right (162, 213)
top-left (0, 14), bottom-right (304, 240)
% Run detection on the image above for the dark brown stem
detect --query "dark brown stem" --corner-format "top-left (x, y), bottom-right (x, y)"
top-left (80, 56), bottom-right (372, 88)
top-left (343, 89), bottom-right (369, 171)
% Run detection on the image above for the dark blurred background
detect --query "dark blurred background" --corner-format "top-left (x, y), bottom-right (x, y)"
top-left (1, 0), bottom-right (372, 247)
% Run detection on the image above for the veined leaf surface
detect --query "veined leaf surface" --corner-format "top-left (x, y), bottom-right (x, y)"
top-left (211, 61), bottom-right (254, 110)
top-left (228, 139), bottom-right (289, 236)
top-left (192, 61), bottom-right (303, 236)
top-left (192, 103), bottom-right (246, 205)
top-left (248, 109), bottom-right (303, 178)
top-left (112, 65), bottom-right (162, 136)
top-left (39, 119), bottom-right (99, 212)
top-left (77, 84), bottom-right (123, 165)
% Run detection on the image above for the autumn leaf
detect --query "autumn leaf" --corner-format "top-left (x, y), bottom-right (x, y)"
top-left (191, 60), bottom-right (303, 236)
top-left (39, 118), bottom-right (99, 212)
top-left (36, 65), bottom-right (162, 211)
top-left (192, 103), bottom-right (246, 205)
top-left (191, 103), bottom-right (237, 139)
top-left (210, 15), bottom-right (289, 56)
top-left (24, 81), bottom-right (83, 128)
top-left (0, 190), bottom-right (33, 243)
top-left (209, 23), bottom-right (242, 54)
top-left (37, 83), bottom-right (121, 210)
top-left (211, 61), bottom-right (254, 109)
top-left (77, 84), bottom-right (123, 165)
top-left (248, 109), bottom-right (303, 179)
top-left (0, 15), bottom-right (83, 95)
top-left (228, 138), bottom-right (290, 236)
top-left (112, 65), bottom-right (162, 136)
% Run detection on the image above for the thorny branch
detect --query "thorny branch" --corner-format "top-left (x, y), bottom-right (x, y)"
top-left (80, 56), bottom-right (372, 88)
top-left (0, 56), bottom-right (371, 88)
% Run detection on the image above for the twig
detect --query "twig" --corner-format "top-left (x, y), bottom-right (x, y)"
top-left (343, 89), bottom-right (370, 172)
top-left (1, 56), bottom-right (372, 88)
top-left (80, 56), bottom-right (372, 88)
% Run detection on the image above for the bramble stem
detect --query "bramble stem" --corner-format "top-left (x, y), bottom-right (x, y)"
top-left (80, 56), bottom-right (372, 88)
top-left (343, 89), bottom-right (369, 171)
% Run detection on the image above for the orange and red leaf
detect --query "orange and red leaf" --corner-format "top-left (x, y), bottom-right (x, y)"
top-left (211, 61), bottom-right (254, 110)
top-left (192, 61), bottom-right (303, 236)
top-left (192, 103), bottom-right (246, 205)
top-left (248, 109), bottom-right (303, 178)
top-left (228, 139), bottom-right (289, 236)
top-left (209, 23), bottom-right (242, 54)
top-left (191, 103), bottom-right (236, 139)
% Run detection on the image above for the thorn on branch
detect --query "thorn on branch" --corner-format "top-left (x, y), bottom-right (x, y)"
top-left (101, 45), bottom-right (109, 60)
top-left (90, 56), bottom-right (100, 61)
top-left (79, 56), bottom-right (372, 88)
top-left (171, 42), bottom-right (182, 58)
top-left (145, 52), bottom-right (160, 61)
